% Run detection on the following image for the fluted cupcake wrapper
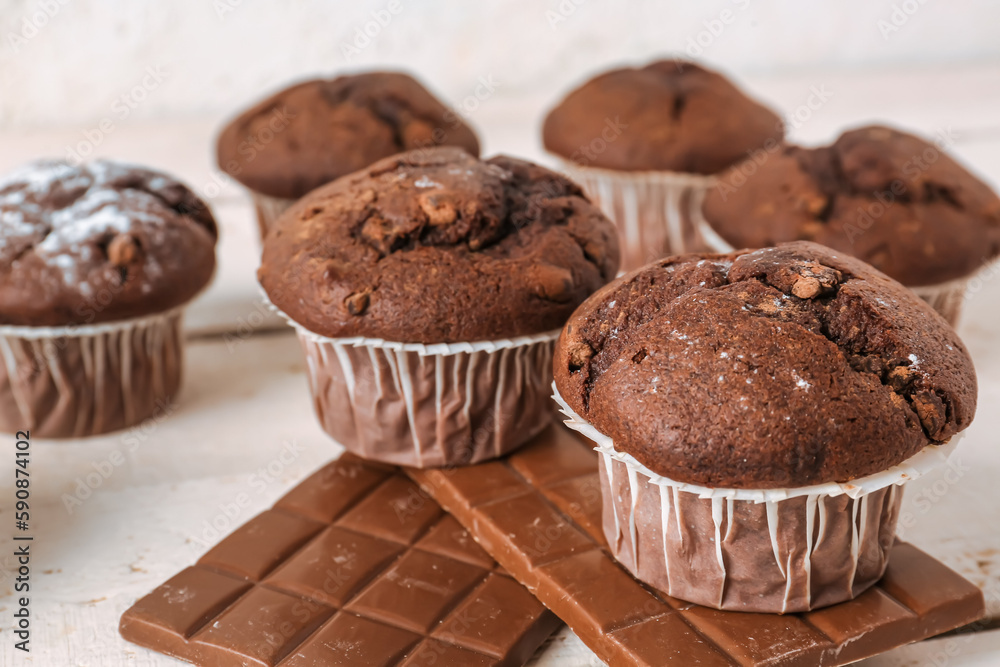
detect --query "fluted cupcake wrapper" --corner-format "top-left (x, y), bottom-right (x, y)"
top-left (0, 309), bottom-right (185, 439)
top-left (910, 280), bottom-right (969, 327)
top-left (693, 207), bottom-right (970, 326)
top-left (554, 158), bottom-right (717, 272)
top-left (250, 191), bottom-right (298, 241)
top-left (265, 294), bottom-right (558, 468)
top-left (552, 386), bottom-right (958, 613)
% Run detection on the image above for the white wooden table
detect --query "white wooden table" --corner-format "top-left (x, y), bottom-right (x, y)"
top-left (2, 64), bottom-right (1000, 666)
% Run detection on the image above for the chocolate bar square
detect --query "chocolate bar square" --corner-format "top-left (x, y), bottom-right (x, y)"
top-left (120, 456), bottom-right (561, 666)
top-left (407, 425), bottom-right (987, 667)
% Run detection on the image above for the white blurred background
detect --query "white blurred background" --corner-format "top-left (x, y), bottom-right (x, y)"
top-left (4, 4), bottom-right (1000, 666)
top-left (2, 0), bottom-right (999, 130)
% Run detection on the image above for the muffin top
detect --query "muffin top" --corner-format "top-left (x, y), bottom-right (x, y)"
top-left (259, 147), bottom-right (619, 343)
top-left (542, 60), bottom-right (784, 174)
top-left (217, 72), bottom-right (481, 200)
top-left (702, 125), bottom-right (1000, 286)
top-left (555, 241), bottom-right (976, 488)
top-left (0, 160), bottom-right (217, 327)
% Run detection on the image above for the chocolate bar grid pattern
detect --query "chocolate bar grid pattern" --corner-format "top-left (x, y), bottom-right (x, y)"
top-left (120, 456), bottom-right (560, 667)
top-left (407, 426), bottom-right (986, 667)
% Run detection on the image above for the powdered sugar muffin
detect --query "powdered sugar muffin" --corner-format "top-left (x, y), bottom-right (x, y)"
top-left (0, 159), bottom-right (217, 437)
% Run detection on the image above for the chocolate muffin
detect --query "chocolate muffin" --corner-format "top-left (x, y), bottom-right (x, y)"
top-left (557, 241), bottom-right (974, 486)
top-left (543, 60), bottom-right (783, 174)
top-left (1, 160), bottom-right (217, 326)
top-left (0, 159), bottom-right (218, 438)
top-left (261, 147), bottom-right (618, 342)
top-left (260, 146), bottom-right (619, 467)
top-left (542, 60), bottom-right (784, 271)
top-left (217, 71), bottom-right (481, 238)
top-left (554, 241), bottom-right (976, 611)
top-left (700, 125), bottom-right (1000, 323)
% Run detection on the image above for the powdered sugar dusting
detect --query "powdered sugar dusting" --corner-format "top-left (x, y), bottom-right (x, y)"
top-left (0, 159), bottom-right (182, 286)
top-left (791, 370), bottom-right (812, 390)
top-left (414, 175), bottom-right (442, 189)
top-left (0, 159), bottom-right (85, 194)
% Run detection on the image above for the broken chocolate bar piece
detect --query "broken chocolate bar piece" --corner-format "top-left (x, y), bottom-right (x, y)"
top-left (120, 455), bottom-right (560, 666)
top-left (406, 425), bottom-right (986, 667)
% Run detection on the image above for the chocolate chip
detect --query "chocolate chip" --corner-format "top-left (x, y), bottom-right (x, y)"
top-left (531, 264), bottom-right (575, 302)
top-left (799, 193), bottom-right (828, 217)
top-left (912, 390), bottom-right (947, 438)
top-left (791, 276), bottom-right (823, 298)
top-left (419, 193), bottom-right (458, 225)
top-left (107, 234), bottom-right (140, 266)
top-left (788, 262), bottom-right (841, 299)
top-left (582, 240), bottom-right (605, 268)
top-left (345, 290), bottom-right (371, 316)
top-left (887, 365), bottom-right (919, 392)
top-left (401, 119), bottom-right (435, 147)
top-left (567, 339), bottom-right (594, 370)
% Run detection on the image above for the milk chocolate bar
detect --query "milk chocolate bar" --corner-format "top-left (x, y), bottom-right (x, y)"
top-left (120, 455), bottom-right (560, 666)
top-left (406, 425), bottom-right (986, 666)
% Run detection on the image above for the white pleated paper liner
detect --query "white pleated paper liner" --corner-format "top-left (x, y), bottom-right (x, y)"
top-left (250, 191), bottom-right (298, 241)
top-left (0, 306), bottom-right (185, 339)
top-left (693, 207), bottom-right (738, 255)
top-left (553, 384), bottom-right (963, 611)
top-left (556, 160), bottom-right (719, 188)
top-left (262, 290), bottom-right (560, 466)
top-left (0, 307), bottom-right (187, 438)
top-left (552, 385), bottom-right (959, 502)
top-left (554, 157), bottom-right (717, 271)
top-left (909, 279), bottom-right (969, 326)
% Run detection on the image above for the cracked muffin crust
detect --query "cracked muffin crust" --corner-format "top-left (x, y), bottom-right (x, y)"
top-left (554, 241), bottom-right (977, 488)
top-left (0, 159), bottom-right (218, 327)
top-left (542, 60), bottom-right (784, 173)
top-left (217, 72), bottom-right (481, 200)
top-left (702, 125), bottom-right (1000, 286)
top-left (259, 146), bottom-right (620, 343)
